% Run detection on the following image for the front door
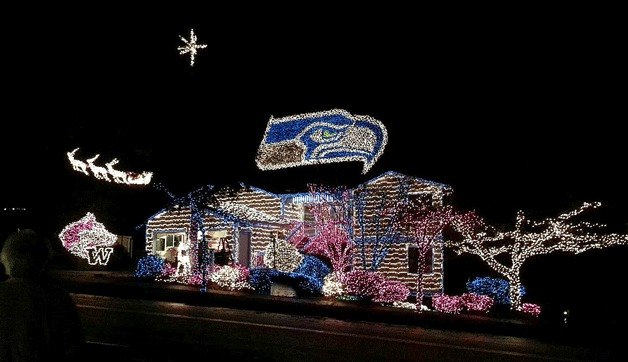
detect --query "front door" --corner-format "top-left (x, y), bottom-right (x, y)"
top-left (238, 230), bottom-right (251, 267)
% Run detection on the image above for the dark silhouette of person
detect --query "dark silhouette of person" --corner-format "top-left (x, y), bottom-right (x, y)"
top-left (0, 229), bottom-right (84, 361)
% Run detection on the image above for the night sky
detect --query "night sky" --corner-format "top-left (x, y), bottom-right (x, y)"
top-left (1, 8), bottom-right (627, 320)
top-left (3, 11), bottom-right (625, 232)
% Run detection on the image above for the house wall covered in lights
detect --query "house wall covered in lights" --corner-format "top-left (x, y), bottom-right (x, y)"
top-left (145, 171), bottom-right (450, 294)
top-left (145, 187), bottom-right (292, 267)
top-left (354, 171), bottom-right (451, 295)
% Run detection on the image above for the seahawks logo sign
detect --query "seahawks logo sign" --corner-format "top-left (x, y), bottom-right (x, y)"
top-left (256, 109), bottom-right (388, 174)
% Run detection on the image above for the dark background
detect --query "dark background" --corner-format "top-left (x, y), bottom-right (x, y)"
top-left (1, 7), bottom-right (626, 321)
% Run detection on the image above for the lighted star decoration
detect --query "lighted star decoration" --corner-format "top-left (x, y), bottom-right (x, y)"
top-left (177, 29), bottom-right (207, 67)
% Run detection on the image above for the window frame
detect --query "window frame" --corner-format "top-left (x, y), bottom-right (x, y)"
top-left (407, 244), bottom-right (434, 275)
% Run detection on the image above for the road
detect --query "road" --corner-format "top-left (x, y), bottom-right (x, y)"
top-left (74, 294), bottom-right (604, 361)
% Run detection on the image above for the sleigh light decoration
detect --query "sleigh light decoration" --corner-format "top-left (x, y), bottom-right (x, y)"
top-left (67, 148), bottom-right (153, 185)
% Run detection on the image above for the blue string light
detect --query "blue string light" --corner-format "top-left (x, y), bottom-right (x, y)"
top-left (466, 277), bottom-right (526, 305)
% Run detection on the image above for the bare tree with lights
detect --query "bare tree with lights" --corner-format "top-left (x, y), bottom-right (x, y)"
top-left (353, 181), bottom-right (413, 271)
top-left (447, 202), bottom-right (628, 310)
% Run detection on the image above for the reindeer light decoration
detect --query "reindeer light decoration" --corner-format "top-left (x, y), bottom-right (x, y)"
top-left (67, 148), bottom-right (153, 185)
top-left (67, 148), bottom-right (89, 175)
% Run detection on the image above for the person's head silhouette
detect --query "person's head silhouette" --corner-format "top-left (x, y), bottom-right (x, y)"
top-left (0, 229), bottom-right (50, 278)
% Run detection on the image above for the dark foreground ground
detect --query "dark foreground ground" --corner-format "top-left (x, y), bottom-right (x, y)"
top-left (50, 271), bottom-right (620, 361)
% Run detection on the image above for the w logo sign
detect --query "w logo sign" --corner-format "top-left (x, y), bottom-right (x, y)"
top-left (86, 247), bottom-right (114, 265)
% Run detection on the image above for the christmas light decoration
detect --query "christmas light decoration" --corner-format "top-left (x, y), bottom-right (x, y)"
top-left (155, 263), bottom-right (178, 283)
top-left (465, 277), bottom-right (525, 305)
top-left (400, 204), bottom-right (477, 310)
top-left (249, 268), bottom-right (274, 294)
top-left (135, 255), bottom-right (166, 279)
top-left (294, 255), bottom-right (331, 282)
top-left (392, 301), bottom-right (431, 311)
top-left (343, 270), bottom-right (384, 301)
top-left (264, 237), bottom-right (303, 272)
top-left (322, 274), bottom-right (344, 297)
top-left (293, 195), bottom-right (354, 278)
top-left (374, 280), bottom-right (410, 304)
top-left (256, 109), bottom-right (388, 174)
top-left (448, 202), bottom-right (628, 310)
top-left (353, 180), bottom-right (412, 271)
top-left (210, 264), bottom-right (252, 291)
top-left (67, 148), bottom-right (89, 175)
top-left (178, 29), bottom-right (207, 66)
top-left (461, 293), bottom-right (494, 313)
top-left (521, 303), bottom-right (541, 317)
top-left (432, 294), bottom-right (464, 314)
top-left (67, 148), bottom-right (153, 185)
top-left (85, 247), bottom-right (114, 266)
top-left (59, 212), bottom-right (117, 265)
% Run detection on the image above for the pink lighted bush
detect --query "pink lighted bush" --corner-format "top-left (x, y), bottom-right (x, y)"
top-left (343, 270), bottom-right (384, 300)
top-left (462, 293), bottom-right (494, 312)
top-left (343, 270), bottom-right (408, 303)
top-left (374, 280), bottom-right (410, 304)
top-left (521, 303), bottom-right (541, 317)
top-left (432, 294), bottom-right (464, 314)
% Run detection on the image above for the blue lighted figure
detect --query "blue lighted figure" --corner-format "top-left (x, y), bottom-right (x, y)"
top-left (256, 109), bottom-right (388, 174)
top-left (0, 230), bottom-right (84, 360)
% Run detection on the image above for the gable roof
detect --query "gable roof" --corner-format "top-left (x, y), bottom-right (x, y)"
top-left (147, 171), bottom-right (450, 223)
top-left (360, 170), bottom-right (451, 191)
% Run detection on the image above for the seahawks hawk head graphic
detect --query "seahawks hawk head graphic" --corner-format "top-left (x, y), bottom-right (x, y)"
top-left (256, 109), bottom-right (388, 174)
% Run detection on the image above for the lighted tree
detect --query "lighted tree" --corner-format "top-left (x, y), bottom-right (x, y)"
top-left (304, 220), bottom-right (354, 279)
top-left (287, 186), bottom-right (355, 278)
top-left (353, 181), bottom-right (412, 270)
top-left (401, 206), bottom-right (477, 309)
top-left (447, 202), bottom-right (628, 310)
top-left (264, 236), bottom-right (303, 272)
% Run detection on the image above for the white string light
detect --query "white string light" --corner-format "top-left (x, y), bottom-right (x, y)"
top-left (177, 29), bottom-right (207, 67)
top-left (59, 212), bottom-right (117, 265)
top-left (67, 148), bottom-right (153, 185)
top-left (447, 202), bottom-right (628, 310)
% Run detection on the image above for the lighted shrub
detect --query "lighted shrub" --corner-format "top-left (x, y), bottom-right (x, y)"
top-left (466, 277), bottom-right (525, 305)
top-left (461, 293), bottom-right (494, 312)
top-left (155, 263), bottom-right (177, 282)
top-left (134, 255), bottom-right (165, 279)
top-left (521, 303), bottom-right (541, 317)
top-left (343, 270), bottom-right (384, 301)
top-left (264, 238), bottom-right (303, 272)
top-left (249, 268), bottom-right (275, 294)
top-left (322, 274), bottom-right (344, 297)
top-left (342, 270), bottom-right (408, 304)
top-left (294, 255), bottom-right (331, 281)
top-left (210, 264), bottom-right (252, 291)
top-left (432, 294), bottom-right (464, 314)
top-left (374, 280), bottom-right (410, 304)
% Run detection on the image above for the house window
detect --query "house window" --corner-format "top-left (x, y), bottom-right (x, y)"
top-left (408, 246), bottom-right (433, 274)
top-left (410, 193), bottom-right (433, 206)
top-left (205, 230), bottom-right (229, 251)
top-left (154, 233), bottom-right (186, 252)
top-left (302, 205), bottom-right (316, 236)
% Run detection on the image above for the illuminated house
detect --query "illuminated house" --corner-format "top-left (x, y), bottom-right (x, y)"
top-left (145, 171), bottom-right (450, 294)
top-left (352, 171), bottom-right (451, 295)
